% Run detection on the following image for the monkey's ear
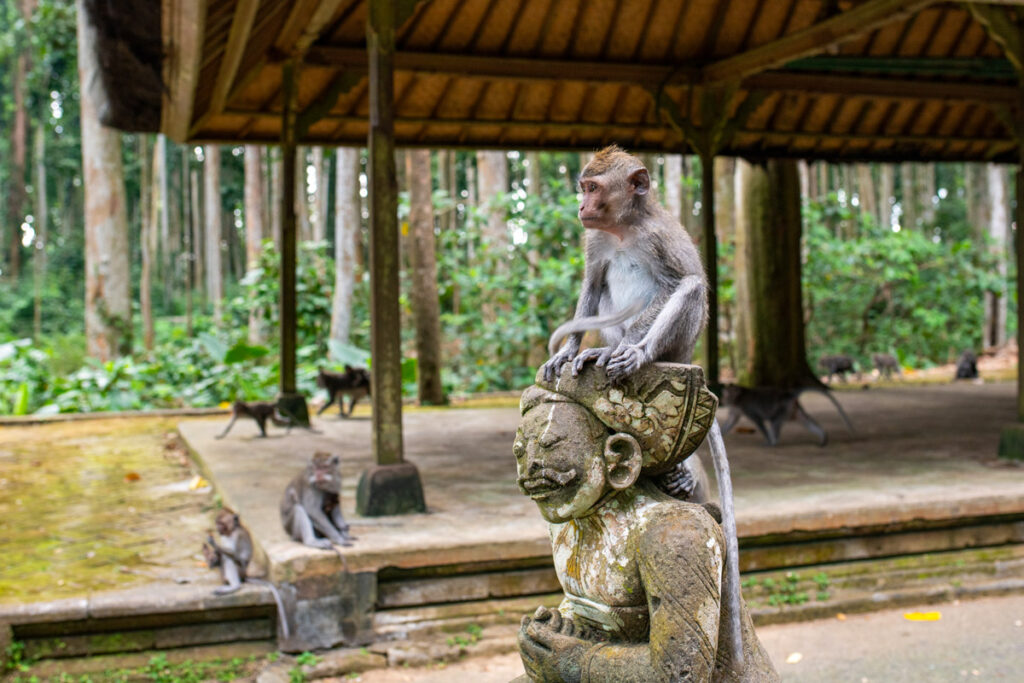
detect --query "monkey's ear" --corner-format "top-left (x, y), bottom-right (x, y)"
top-left (603, 433), bottom-right (642, 490)
top-left (329, 454), bottom-right (340, 467)
top-left (628, 168), bottom-right (650, 196)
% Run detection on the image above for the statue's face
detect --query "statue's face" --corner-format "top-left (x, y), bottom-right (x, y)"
top-left (514, 402), bottom-right (609, 523)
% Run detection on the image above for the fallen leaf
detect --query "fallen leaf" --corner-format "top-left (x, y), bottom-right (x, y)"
top-left (836, 613), bottom-right (847, 621)
top-left (218, 401), bottom-right (231, 409)
top-left (785, 652), bottom-right (803, 664)
top-left (124, 472), bottom-right (141, 482)
top-left (903, 611), bottom-right (941, 621)
top-left (189, 475), bottom-right (210, 490)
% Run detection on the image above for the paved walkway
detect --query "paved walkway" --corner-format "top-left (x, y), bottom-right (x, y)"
top-left (347, 593), bottom-right (1024, 682)
top-left (179, 381), bottom-right (1024, 577)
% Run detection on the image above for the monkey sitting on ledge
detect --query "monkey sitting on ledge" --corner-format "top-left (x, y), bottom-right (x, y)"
top-left (280, 451), bottom-right (355, 549)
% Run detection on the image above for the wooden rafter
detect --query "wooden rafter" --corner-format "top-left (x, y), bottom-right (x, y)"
top-left (965, 3), bottom-right (1024, 74)
top-left (702, 0), bottom-right (942, 84)
top-left (301, 46), bottom-right (1020, 104)
top-left (208, 0), bottom-right (259, 116)
top-left (161, 0), bottom-right (206, 141)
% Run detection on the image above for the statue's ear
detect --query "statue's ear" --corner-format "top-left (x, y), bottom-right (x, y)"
top-left (604, 433), bottom-right (642, 490)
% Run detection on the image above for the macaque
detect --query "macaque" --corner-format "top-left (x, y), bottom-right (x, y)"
top-left (202, 509), bottom-right (291, 638)
top-left (541, 145), bottom-right (748, 664)
top-left (280, 451), bottom-right (354, 549)
top-left (316, 366), bottom-right (371, 417)
top-left (543, 145), bottom-right (706, 383)
top-left (718, 385), bottom-right (854, 447)
top-left (955, 349), bottom-right (979, 380)
top-left (215, 400), bottom-right (296, 439)
top-left (203, 509), bottom-right (252, 594)
top-left (872, 353), bottom-right (902, 380)
top-left (818, 354), bottom-right (858, 383)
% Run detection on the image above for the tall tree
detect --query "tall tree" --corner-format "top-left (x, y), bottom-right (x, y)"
top-left (244, 145), bottom-right (265, 343)
top-left (919, 163), bottom-right (936, 227)
top-left (296, 146), bottom-right (310, 241)
top-left (476, 150), bottom-right (508, 251)
top-left (157, 135), bottom-right (171, 306)
top-left (32, 117), bottom-right (47, 339)
top-left (139, 136), bottom-right (157, 350)
top-left (899, 163), bottom-right (918, 231)
top-left (330, 148), bottom-right (361, 345)
top-left (203, 145), bottom-right (223, 322)
top-left (664, 154), bottom-right (683, 225)
top-left (8, 0), bottom-right (37, 279)
top-left (312, 146), bottom-right (329, 243)
top-left (877, 164), bottom-right (895, 230)
top-left (983, 164), bottom-right (1009, 348)
top-left (733, 159), bottom-right (817, 387)
top-left (855, 164), bottom-right (877, 228)
top-left (405, 150), bottom-right (445, 405)
top-left (77, 0), bottom-right (132, 359)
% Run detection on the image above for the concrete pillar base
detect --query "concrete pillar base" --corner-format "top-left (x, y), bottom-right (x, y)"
top-left (276, 392), bottom-right (309, 427)
top-left (356, 462), bottom-right (426, 516)
top-left (998, 424), bottom-right (1024, 461)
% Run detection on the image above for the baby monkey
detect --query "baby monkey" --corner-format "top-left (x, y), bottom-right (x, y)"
top-left (202, 509), bottom-right (291, 638)
top-left (544, 145), bottom-right (706, 383)
top-left (203, 508), bottom-right (253, 594)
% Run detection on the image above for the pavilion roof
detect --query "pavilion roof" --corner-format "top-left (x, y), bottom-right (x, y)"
top-left (102, 0), bottom-right (1024, 162)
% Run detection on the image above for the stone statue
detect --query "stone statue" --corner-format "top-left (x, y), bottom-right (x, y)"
top-left (512, 362), bottom-right (779, 682)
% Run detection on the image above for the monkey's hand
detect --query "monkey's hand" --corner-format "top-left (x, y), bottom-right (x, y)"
top-left (518, 607), bottom-right (587, 683)
top-left (541, 345), bottom-right (579, 383)
top-left (570, 347), bottom-right (614, 377)
top-left (606, 343), bottom-right (650, 381)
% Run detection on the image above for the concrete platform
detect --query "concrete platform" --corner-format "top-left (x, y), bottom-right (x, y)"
top-left (178, 381), bottom-right (1024, 650)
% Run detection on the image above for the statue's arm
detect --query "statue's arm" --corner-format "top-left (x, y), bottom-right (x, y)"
top-left (584, 508), bottom-right (724, 683)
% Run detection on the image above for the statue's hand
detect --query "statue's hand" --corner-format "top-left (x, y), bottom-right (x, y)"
top-left (542, 343), bottom-right (579, 383)
top-left (518, 607), bottom-right (588, 683)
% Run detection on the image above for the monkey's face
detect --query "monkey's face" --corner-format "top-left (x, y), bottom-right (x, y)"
top-left (308, 453), bottom-right (342, 493)
top-left (514, 403), bottom-right (610, 524)
top-left (215, 511), bottom-right (236, 536)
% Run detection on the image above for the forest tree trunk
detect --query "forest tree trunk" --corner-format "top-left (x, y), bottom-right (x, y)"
top-left (878, 164), bottom-right (895, 230)
top-left (406, 150), bottom-right (445, 405)
top-left (140, 136), bottom-right (157, 351)
top-left (476, 150), bottom-right (508, 252)
top-left (203, 145), bottom-right (223, 322)
top-left (78, 0), bottom-right (132, 359)
top-left (984, 163), bottom-right (1009, 348)
top-left (734, 159), bottom-right (817, 387)
top-left (900, 163), bottom-right (918, 231)
top-left (856, 164), bottom-right (877, 229)
top-left (664, 154), bottom-right (683, 225)
top-left (244, 145), bottom-right (265, 344)
top-left (32, 119), bottom-right (47, 339)
top-left (296, 146), bottom-right (310, 242)
top-left (331, 147), bottom-right (361, 346)
top-left (312, 146), bottom-right (329, 244)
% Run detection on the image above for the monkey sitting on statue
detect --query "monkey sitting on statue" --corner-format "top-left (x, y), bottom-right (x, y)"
top-left (215, 400), bottom-right (298, 439)
top-left (202, 508), bottom-right (291, 638)
top-left (541, 145), bottom-right (753, 666)
top-left (719, 384), bottom-right (854, 447)
top-left (280, 451), bottom-right (354, 549)
top-left (316, 366), bottom-right (371, 418)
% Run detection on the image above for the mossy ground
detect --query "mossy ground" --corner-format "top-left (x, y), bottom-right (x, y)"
top-left (0, 418), bottom-right (217, 604)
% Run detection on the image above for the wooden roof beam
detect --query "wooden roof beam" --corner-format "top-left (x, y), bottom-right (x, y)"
top-left (201, 0), bottom-right (259, 132)
top-left (161, 0), bottom-right (206, 141)
top-left (964, 3), bottom-right (1024, 74)
top-left (702, 0), bottom-right (942, 85)
top-left (303, 46), bottom-right (1019, 103)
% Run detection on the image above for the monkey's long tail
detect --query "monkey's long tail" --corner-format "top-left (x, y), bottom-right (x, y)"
top-left (248, 578), bottom-right (291, 640)
top-left (707, 419), bottom-right (744, 671)
top-left (807, 387), bottom-right (855, 432)
top-left (547, 301), bottom-right (646, 356)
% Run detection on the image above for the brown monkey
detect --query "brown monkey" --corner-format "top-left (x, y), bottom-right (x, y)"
top-left (541, 145), bottom-right (758, 666)
top-left (215, 400), bottom-right (297, 439)
top-left (316, 366), bottom-right (371, 417)
top-left (202, 509), bottom-right (291, 638)
top-left (280, 451), bottom-right (354, 549)
top-left (872, 353), bottom-right (902, 380)
top-left (543, 145), bottom-right (706, 383)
